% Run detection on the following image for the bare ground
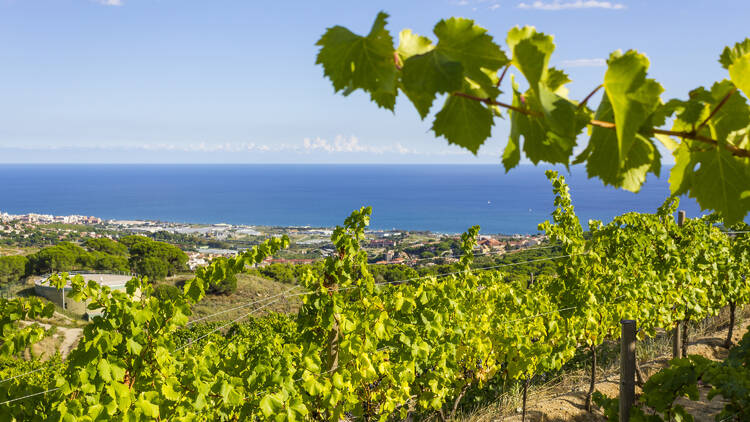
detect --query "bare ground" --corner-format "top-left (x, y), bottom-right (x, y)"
top-left (462, 310), bottom-right (749, 422)
top-left (20, 314), bottom-right (83, 360)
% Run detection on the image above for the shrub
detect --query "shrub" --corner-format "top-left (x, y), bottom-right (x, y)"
top-left (153, 284), bottom-right (182, 301)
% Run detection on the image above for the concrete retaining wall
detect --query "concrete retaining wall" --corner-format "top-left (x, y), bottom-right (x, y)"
top-left (34, 273), bottom-right (135, 317)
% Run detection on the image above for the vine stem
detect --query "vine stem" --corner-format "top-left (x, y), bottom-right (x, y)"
top-left (452, 92), bottom-right (535, 116)
top-left (696, 87), bottom-right (737, 132)
top-left (578, 84), bottom-right (603, 109)
top-left (450, 91), bottom-right (750, 158)
top-left (393, 51), bottom-right (402, 71)
top-left (496, 64), bottom-right (511, 88)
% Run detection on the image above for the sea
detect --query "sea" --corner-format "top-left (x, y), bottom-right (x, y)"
top-left (0, 164), bottom-right (705, 234)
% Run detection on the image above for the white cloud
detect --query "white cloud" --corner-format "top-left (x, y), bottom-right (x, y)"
top-left (302, 135), bottom-right (417, 155)
top-left (94, 0), bottom-right (123, 6)
top-left (518, 1), bottom-right (625, 10)
top-left (455, 0), bottom-right (501, 8)
top-left (558, 58), bottom-right (607, 67)
top-left (3, 136), bottom-right (422, 156)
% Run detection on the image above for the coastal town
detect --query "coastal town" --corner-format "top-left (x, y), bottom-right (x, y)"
top-left (0, 210), bottom-right (547, 270)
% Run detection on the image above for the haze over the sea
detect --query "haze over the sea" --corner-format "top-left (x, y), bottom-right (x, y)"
top-left (0, 164), bottom-right (705, 234)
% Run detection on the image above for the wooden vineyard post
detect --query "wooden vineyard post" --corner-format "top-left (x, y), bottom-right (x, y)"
top-left (521, 273), bottom-right (535, 422)
top-left (521, 377), bottom-right (529, 422)
top-left (672, 320), bottom-right (682, 360)
top-left (672, 210), bottom-right (686, 360)
top-left (620, 320), bottom-right (636, 422)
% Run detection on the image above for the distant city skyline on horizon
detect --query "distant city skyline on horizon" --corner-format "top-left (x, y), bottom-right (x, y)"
top-left (1, 1), bottom-right (746, 164)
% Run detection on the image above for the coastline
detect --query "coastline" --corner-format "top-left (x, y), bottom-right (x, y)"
top-left (0, 164), bottom-right (707, 234)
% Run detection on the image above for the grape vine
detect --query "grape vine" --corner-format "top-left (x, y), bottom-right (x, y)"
top-left (315, 12), bottom-right (750, 224)
top-left (0, 175), bottom-right (749, 420)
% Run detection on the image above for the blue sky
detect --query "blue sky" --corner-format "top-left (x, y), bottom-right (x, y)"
top-left (0, 0), bottom-right (747, 163)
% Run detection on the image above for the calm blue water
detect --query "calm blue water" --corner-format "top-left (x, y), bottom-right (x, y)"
top-left (0, 164), bottom-right (704, 234)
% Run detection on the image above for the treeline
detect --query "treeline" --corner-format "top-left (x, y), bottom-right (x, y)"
top-left (0, 229), bottom-right (81, 248)
top-left (247, 245), bottom-right (557, 287)
top-left (0, 236), bottom-right (188, 283)
top-left (120, 235), bottom-right (189, 280)
top-left (399, 237), bottom-right (462, 259)
top-left (0, 224), bottom-right (117, 248)
top-left (0, 256), bottom-right (27, 284)
top-left (149, 231), bottom-right (234, 250)
top-left (149, 230), bottom-right (262, 252)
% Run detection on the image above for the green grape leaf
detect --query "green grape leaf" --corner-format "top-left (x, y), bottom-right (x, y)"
top-left (259, 395), bottom-right (279, 417)
top-left (670, 135), bottom-right (750, 224)
top-left (545, 67), bottom-right (571, 95)
top-left (729, 54), bottom-right (750, 101)
top-left (401, 50), bottom-right (464, 118)
top-left (432, 92), bottom-right (493, 154)
top-left (583, 93), bottom-right (661, 192)
top-left (135, 396), bottom-right (159, 418)
top-left (433, 17), bottom-right (508, 87)
top-left (316, 11), bottom-right (398, 110)
top-left (602, 50), bottom-right (664, 169)
top-left (501, 29), bottom-right (586, 169)
top-left (666, 80), bottom-right (748, 141)
top-left (506, 26), bottom-right (555, 92)
top-left (397, 29), bottom-right (433, 60)
top-left (538, 85), bottom-right (587, 140)
top-left (289, 398), bottom-right (309, 417)
top-left (508, 81), bottom-right (587, 167)
top-left (126, 337), bottom-right (143, 355)
top-left (161, 380), bottom-right (180, 401)
top-left (667, 87), bottom-right (713, 129)
top-left (720, 38), bottom-right (750, 69)
top-left (98, 359), bottom-right (112, 382)
top-left (502, 119), bottom-right (521, 172)
top-left (400, 18), bottom-right (507, 121)
top-left (708, 79), bottom-right (750, 141)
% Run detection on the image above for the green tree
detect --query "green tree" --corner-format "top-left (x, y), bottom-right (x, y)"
top-left (126, 238), bottom-right (188, 277)
top-left (133, 256), bottom-right (169, 281)
top-left (118, 235), bottom-right (151, 249)
top-left (29, 245), bottom-right (77, 273)
top-left (90, 252), bottom-right (130, 273)
top-left (0, 256), bottom-right (29, 284)
top-left (84, 238), bottom-right (128, 256)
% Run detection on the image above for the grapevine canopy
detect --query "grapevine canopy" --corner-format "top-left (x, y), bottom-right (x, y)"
top-left (315, 12), bottom-right (750, 224)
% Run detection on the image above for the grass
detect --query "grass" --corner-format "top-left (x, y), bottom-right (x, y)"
top-left (0, 245), bottom-right (39, 256)
top-left (180, 273), bottom-right (303, 323)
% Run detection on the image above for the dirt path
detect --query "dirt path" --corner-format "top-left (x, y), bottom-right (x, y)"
top-left (19, 319), bottom-right (83, 359)
top-left (465, 318), bottom-right (749, 422)
top-left (55, 325), bottom-right (83, 357)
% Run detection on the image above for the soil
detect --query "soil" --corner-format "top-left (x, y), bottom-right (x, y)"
top-left (20, 313), bottom-right (84, 360)
top-left (470, 318), bottom-right (750, 422)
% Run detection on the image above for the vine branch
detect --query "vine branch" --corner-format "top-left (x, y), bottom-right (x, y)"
top-left (452, 92), bottom-right (540, 117)
top-left (578, 84), bottom-right (603, 109)
top-left (451, 91), bottom-right (750, 159)
top-left (496, 64), bottom-right (511, 88)
top-left (696, 87), bottom-right (737, 132)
